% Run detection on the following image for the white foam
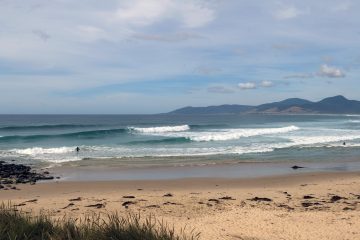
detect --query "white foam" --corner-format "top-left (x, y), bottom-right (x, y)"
top-left (348, 120), bottom-right (360, 123)
top-left (288, 135), bottom-right (360, 146)
top-left (154, 125), bottom-right (299, 142)
top-left (15, 147), bottom-right (74, 155)
top-left (10, 147), bottom-right (81, 163)
top-left (3, 144), bottom-right (279, 163)
top-left (190, 126), bottom-right (299, 142)
top-left (230, 145), bottom-right (277, 154)
top-left (129, 125), bottom-right (190, 133)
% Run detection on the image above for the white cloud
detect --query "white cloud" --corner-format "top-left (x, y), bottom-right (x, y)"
top-left (318, 64), bottom-right (345, 78)
top-left (238, 82), bottom-right (256, 90)
top-left (113, 0), bottom-right (215, 28)
top-left (274, 6), bottom-right (304, 20)
top-left (260, 80), bottom-right (274, 87)
top-left (284, 64), bottom-right (345, 80)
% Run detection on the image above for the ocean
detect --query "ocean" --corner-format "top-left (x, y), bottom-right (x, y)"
top-left (1, 114), bottom-right (360, 169)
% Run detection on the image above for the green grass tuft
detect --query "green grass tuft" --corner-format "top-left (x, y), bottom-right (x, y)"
top-left (0, 203), bottom-right (200, 240)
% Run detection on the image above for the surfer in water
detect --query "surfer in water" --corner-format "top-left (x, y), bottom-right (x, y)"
top-left (76, 146), bottom-right (80, 153)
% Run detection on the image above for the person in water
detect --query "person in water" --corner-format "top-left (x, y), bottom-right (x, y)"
top-left (76, 147), bottom-right (80, 152)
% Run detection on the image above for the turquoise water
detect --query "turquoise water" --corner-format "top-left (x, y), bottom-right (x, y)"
top-left (0, 114), bottom-right (360, 167)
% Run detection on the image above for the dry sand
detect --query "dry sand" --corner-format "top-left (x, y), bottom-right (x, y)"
top-left (1, 171), bottom-right (360, 240)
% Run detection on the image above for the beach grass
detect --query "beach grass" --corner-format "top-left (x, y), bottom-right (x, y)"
top-left (0, 203), bottom-right (199, 240)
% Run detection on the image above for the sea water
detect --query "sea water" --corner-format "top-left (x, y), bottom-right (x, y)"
top-left (0, 114), bottom-right (360, 167)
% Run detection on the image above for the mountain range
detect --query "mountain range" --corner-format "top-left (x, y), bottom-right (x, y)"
top-left (169, 95), bottom-right (360, 114)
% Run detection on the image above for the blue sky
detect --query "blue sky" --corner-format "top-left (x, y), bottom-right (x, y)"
top-left (1, 0), bottom-right (359, 113)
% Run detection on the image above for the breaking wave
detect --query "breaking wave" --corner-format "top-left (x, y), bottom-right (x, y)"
top-left (288, 135), bottom-right (360, 146)
top-left (188, 125), bottom-right (300, 142)
top-left (143, 125), bottom-right (300, 142)
top-left (129, 125), bottom-right (190, 133)
top-left (15, 147), bottom-right (75, 155)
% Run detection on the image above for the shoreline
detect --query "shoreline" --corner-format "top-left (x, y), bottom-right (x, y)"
top-left (5, 168), bottom-right (360, 187)
top-left (16, 170), bottom-right (360, 189)
top-left (48, 158), bottom-right (360, 181)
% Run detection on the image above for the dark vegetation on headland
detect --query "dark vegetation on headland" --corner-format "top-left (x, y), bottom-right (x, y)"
top-left (170, 95), bottom-right (360, 114)
top-left (0, 204), bottom-right (199, 240)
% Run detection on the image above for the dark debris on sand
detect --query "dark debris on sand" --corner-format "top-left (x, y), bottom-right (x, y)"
top-left (123, 195), bottom-right (136, 199)
top-left (291, 165), bottom-right (305, 170)
top-left (248, 197), bottom-right (272, 202)
top-left (85, 203), bottom-right (105, 209)
top-left (62, 203), bottom-right (75, 209)
top-left (208, 199), bottom-right (220, 204)
top-left (146, 205), bottom-right (160, 208)
top-left (303, 195), bottom-right (315, 199)
top-left (69, 197), bottom-right (82, 202)
top-left (330, 195), bottom-right (345, 203)
top-left (219, 196), bottom-right (236, 200)
top-left (122, 201), bottom-right (137, 208)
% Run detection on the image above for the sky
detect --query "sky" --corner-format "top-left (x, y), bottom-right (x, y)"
top-left (0, 0), bottom-right (359, 114)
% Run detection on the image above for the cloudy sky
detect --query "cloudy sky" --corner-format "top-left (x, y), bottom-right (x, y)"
top-left (1, 0), bottom-right (359, 113)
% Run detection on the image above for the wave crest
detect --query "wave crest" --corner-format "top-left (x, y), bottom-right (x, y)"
top-left (189, 125), bottom-right (300, 142)
top-left (348, 120), bottom-right (360, 123)
top-left (15, 147), bottom-right (75, 155)
top-left (129, 125), bottom-right (190, 133)
top-left (289, 135), bottom-right (360, 146)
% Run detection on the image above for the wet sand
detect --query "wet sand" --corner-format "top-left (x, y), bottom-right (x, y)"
top-left (50, 159), bottom-right (360, 181)
top-left (1, 171), bottom-right (360, 239)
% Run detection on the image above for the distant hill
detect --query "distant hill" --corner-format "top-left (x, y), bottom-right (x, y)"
top-left (170, 105), bottom-right (253, 114)
top-left (169, 95), bottom-right (360, 114)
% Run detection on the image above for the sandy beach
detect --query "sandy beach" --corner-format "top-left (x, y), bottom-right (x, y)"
top-left (2, 0), bottom-right (360, 238)
top-left (1, 171), bottom-right (360, 240)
